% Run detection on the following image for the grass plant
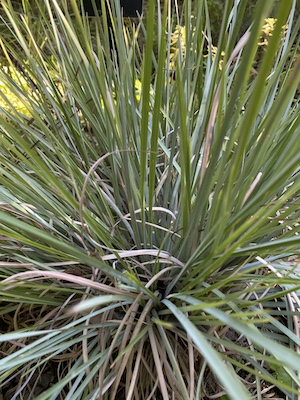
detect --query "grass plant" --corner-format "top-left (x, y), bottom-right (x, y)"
top-left (0, 0), bottom-right (300, 399)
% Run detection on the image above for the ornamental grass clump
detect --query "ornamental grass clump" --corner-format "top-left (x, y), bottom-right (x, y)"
top-left (0, 0), bottom-right (300, 399)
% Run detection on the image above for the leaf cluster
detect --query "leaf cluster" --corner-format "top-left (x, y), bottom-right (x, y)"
top-left (0, 0), bottom-right (300, 399)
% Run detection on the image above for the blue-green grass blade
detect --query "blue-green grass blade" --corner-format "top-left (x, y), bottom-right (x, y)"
top-left (162, 299), bottom-right (251, 400)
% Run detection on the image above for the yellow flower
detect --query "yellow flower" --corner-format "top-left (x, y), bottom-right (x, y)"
top-left (0, 66), bottom-right (31, 116)
top-left (258, 18), bottom-right (288, 46)
top-left (205, 44), bottom-right (225, 70)
top-left (169, 23), bottom-right (197, 72)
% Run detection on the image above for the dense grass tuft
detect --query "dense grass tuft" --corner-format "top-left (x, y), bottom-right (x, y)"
top-left (0, 0), bottom-right (299, 399)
